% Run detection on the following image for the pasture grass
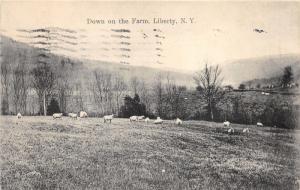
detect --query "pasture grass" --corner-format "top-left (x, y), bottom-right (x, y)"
top-left (0, 116), bottom-right (299, 190)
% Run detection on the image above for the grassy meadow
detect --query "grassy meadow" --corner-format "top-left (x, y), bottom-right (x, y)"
top-left (0, 116), bottom-right (300, 190)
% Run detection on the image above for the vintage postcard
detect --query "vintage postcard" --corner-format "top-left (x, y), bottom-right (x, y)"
top-left (0, 1), bottom-right (300, 189)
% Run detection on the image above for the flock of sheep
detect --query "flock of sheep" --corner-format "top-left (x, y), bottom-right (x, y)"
top-left (16, 111), bottom-right (184, 125)
top-left (128, 115), bottom-right (183, 125)
top-left (16, 111), bottom-right (264, 134)
top-left (261, 92), bottom-right (270, 96)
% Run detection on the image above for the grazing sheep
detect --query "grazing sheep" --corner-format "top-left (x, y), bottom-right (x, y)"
top-left (243, 128), bottom-right (250, 133)
top-left (223, 121), bottom-right (230, 127)
top-left (104, 114), bottom-right (114, 123)
top-left (175, 118), bottom-right (183, 125)
top-left (79, 111), bottom-right (88, 118)
top-left (257, 122), bottom-right (263, 127)
top-left (53, 113), bottom-right (63, 119)
top-left (154, 117), bottom-right (163, 124)
top-left (261, 92), bottom-right (265, 95)
top-left (138, 115), bottom-right (145, 121)
top-left (228, 127), bottom-right (234, 134)
top-left (17, 113), bottom-right (22, 119)
top-left (68, 113), bottom-right (77, 119)
top-left (145, 117), bottom-right (150, 123)
top-left (129, 116), bottom-right (138, 122)
top-left (264, 92), bottom-right (270, 96)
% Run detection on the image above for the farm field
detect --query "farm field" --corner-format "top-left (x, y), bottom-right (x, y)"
top-left (0, 116), bottom-right (300, 190)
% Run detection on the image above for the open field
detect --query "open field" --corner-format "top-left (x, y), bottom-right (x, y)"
top-left (1, 116), bottom-right (300, 190)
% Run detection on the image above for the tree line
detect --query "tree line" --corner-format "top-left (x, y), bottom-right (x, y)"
top-left (0, 42), bottom-right (298, 128)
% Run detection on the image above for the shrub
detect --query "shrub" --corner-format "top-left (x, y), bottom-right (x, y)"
top-left (47, 98), bottom-right (60, 115)
top-left (238, 84), bottom-right (246, 90)
top-left (119, 94), bottom-right (146, 118)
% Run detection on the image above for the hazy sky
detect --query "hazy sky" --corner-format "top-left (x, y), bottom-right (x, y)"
top-left (1, 1), bottom-right (300, 72)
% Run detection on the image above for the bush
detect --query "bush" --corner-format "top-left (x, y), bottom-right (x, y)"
top-left (238, 84), bottom-right (246, 90)
top-left (216, 92), bottom-right (299, 129)
top-left (47, 98), bottom-right (60, 115)
top-left (262, 97), bottom-right (298, 129)
top-left (119, 94), bottom-right (146, 118)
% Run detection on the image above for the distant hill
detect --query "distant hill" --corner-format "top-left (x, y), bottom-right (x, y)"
top-left (73, 58), bottom-right (194, 87)
top-left (0, 35), bottom-right (194, 88)
top-left (222, 54), bottom-right (300, 87)
top-left (2, 34), bottom-right (299, 89)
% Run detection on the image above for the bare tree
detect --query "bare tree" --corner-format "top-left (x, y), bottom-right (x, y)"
top-left (20, 72), bottom-right (30, 114)
top-left (130, 76), bottom-right (140, 95)
top-left (92, 70), bottom-right (113, 115)
top-left (103, 72), bottom-right (113, 114)
top-left (164, 74), bottom-right (175, 117)
top-left (171, 85), bottom-right (187, 119)
top-left (164, 75), bottom-right (187, 118)
top-left (113, 74), bottom-right (127, 114)
top-left (247, 81), bottom-right (253, 90)
top-left (194, 63), bottom-right (223, 121)
top-left (12, 63), bottom-right (24, 114)
top-left (153, 73), bottom-right (164, 116)
top-left (10, 51), bottom-right (30, 114)
top-left (55, 59), bottom-right (74, 113)
top-left (0, 60), bottom-right (11, 114)
top-left (92, 70), bottom-right (105, 114)
top-left (73, 82), bottom-right (85, 112)
top-left (138, 79), bottom-right (151, 114)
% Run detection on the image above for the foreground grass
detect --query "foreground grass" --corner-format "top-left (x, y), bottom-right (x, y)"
top-left (0, 116), bottom-right (299, 190)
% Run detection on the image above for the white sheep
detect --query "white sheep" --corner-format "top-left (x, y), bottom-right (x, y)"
top-left (261, 92), bottom-right (265, 95)
top-left (53, 113), bottom-right (63, 119)
top-left (223, 121), bottom-right (230, 127)
top-left (257, 122), bottom-right (263, 127)
top-left (79, 111), bottom-right (88, 118)
top-left (145, 117), bottom-right (150, 123)
top-left (264, 92), bottom-right (270, 96)
top-left (104, 114), bottom-right (114, 123)
top-left (17, 113), bottom-right (22, 119)
top-left (68, 113), bottom-right (77, 119)
top-left (175, 118), bottom-right (183, 125)
top-left (129, 116), bottom-right (138, 122)
top-left (243, 128), bottom-right (250, 133)
top-left (154, 117), bottom-right (163, 124)
top-left (138, 115), bottom-right (145, 121)
top-left (228, 127), bottom-right (234, 134)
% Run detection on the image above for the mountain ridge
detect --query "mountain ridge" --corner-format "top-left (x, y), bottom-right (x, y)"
top-left (1, 34), bottom-right (299, 88)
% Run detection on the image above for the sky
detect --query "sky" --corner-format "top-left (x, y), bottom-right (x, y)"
top-left (1, 1), bottom-right (300, 72)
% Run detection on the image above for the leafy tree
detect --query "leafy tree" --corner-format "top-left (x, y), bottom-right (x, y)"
top-left (281, 66), bottom-right (293, 87)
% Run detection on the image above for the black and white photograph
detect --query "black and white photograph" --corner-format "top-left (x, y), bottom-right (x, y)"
top-left (0, 1), bottom-right (300, 189)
